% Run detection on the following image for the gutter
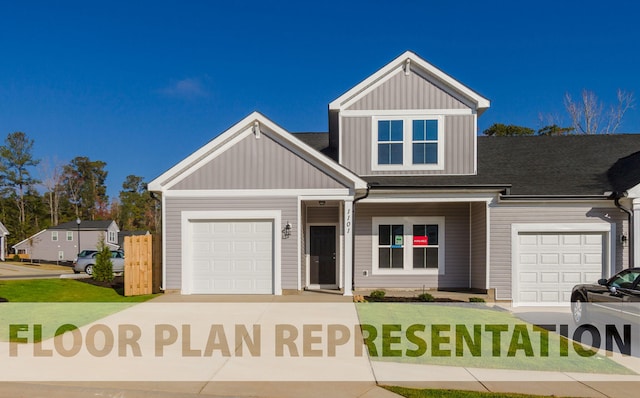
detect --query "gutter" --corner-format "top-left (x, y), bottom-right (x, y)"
top-left (613, 193), bottom-right (634, 267)
top-left (351, 186), bottom-right (370, 292)
top-left (500, 195), bottom-right (611, 201)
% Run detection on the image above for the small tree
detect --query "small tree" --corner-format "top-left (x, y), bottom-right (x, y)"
top-left (93, 237), bottom-right (113, 282)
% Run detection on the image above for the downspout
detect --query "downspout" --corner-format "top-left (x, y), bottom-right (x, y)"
top-left (351, 185), bottom-right (370, 292)
top-left (614, 193), bottom-right (634, 268)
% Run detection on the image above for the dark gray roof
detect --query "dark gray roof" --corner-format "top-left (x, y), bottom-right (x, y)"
top-left (50, 220), bottom-right (115, 230)
top-left (296, 132), bottom-right (640, 196)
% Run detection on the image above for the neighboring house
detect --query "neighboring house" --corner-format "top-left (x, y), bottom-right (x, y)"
top-left (13, 220), bottom-right (120, 262)
top-left (148, 51), bottom-right (640, 305)
top-left (0, 221), bottom-right (9, 261)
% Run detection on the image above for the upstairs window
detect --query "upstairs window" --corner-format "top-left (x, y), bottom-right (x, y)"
top-left (51, 231), bottom-right (58, 241)
top-left (67, 231), bottom-right (74, 241)
top-left (377, 120), bottom-right (403, 165)
top-left (372, 116), bottom-right (444, 171)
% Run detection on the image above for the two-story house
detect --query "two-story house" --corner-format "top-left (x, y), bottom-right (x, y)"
top-left (148, 51), bottom-right (640, 305)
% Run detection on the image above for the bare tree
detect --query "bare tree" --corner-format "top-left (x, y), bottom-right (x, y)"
top-left (39, 157), bottom-right (65, 225)
top-left (564, 89), bottom-right (635, 134)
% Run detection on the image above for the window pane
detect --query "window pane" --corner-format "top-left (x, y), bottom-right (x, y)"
top-left (391, 248), bottom-right (404, 268)
top-left (413, 143), bottom-right (425, 164)
top-left (378, 144), bottom-right (390, 164)
top-left (425, 143), bottom-right (438, 164)
top-left (413, 225), bottom-right (426, 236)
top-left (426, 248), bottom-right (438, 268)
top-left (390, 120), bottom-right (403, 141)
top-left (426, 120), bottom-right (438, 140)
top-left (390, 143), bottom-right (403, 164)
top-left (413, 248), bottom-right (426, 269)
top-left (412, 120), bottom-right (425, 141)
top-left (392, 225), bottom-right (404, 244)
top-left (379, 225), bottom-right (391, 246)
top-left (378, 120), bottom-right (390, 141)
top-left (426, 225), bottom-right (438, 245)
top-left (379, 248), bottom-right (391, 268)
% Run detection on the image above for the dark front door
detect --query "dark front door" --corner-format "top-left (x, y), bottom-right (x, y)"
top-left (309, 226), bottom-right (336, 285)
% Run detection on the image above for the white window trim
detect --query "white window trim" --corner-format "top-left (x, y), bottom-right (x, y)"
top-left (108, 231), bottom-right (117, 243)
top-left (51, 231), bottom-right (58, 241)
top-left (372, 216), bottom-right (445, 275)
top-left (371, 115), bottom-right (445, 171)
top-left (66, 231), bottom-right (74, 241)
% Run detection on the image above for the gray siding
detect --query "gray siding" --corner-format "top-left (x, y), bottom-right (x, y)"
top-left (470, 202), bottom-right (487, 290)
top-left (341, 115), bottom-right (475, 175)
top-left (353, 202), bottom-right (470, 289)
top-left (306, 206), bottom-right (340, 224)
top-left (347, 69), bottom-right (469, 111)
top-left (164, 196), bottom-right (299, 291)
top-left (489, 203), bottom-right (628, 300)
top-left (171, 132), bottom-right (346, 190)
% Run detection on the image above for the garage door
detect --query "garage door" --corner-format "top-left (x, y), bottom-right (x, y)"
top-left (516, 232), bottom-right (604, 304)
top-left (190, 220), bottom-right (273, 294)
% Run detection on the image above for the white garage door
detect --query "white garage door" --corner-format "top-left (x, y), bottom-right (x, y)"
top-left (190, 220), bottom-right (273, 294)
top-left (516, 232), bottom-right (604, 304)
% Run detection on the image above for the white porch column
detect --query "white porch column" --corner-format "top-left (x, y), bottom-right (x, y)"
top-left (343, 199), bottom-right (354, 296)
top-left (633, 198), bottom-right (640, 267)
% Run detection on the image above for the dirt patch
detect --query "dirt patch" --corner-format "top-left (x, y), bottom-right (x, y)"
top-left (76, 275), bottom-right (125, 293)
top-left (365, 295), bottom-right (464, 303)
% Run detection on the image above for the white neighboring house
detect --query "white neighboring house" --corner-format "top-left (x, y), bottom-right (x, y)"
top-left (12, 220), bottom-right (120, 262)
top-left (0, 221), bottom-right (9, 261)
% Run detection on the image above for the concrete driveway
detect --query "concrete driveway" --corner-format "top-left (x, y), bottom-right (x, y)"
top-left (0, 262), bottom-right (73, 279)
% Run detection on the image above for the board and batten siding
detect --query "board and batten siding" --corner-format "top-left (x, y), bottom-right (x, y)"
top-left (171, 132), bottom-right (347, 190)
top-left (489, 203), bottom-right (628, 301)
top-left (470, 202), bottom-right (487, 290)
top-left (341, 115), bottom-right (475, 176)
top-left (346, 69), bottom-right (470, 111)
top-left (164, 196), bottom-right (299, 291)
top-left (353, 202), bottom-right (470, 289)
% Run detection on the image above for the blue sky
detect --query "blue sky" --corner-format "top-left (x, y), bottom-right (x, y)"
top-left (1, 0), bottom-right (639, 199)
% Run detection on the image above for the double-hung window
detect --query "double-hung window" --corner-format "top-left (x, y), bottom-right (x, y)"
top-left (51, 231), bottom-right (58, 241)
top-left (373, 116), bottom-right (443, 170)
top-left (373, 217), bottom-right (444, 274)
top-left (66, 231), bottom-right (74, 241)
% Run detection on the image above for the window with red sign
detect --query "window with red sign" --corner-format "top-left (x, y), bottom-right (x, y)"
top-left (413, 224), bottom-right (439, 269)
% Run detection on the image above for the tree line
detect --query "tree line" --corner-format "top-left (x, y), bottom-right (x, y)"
top-left (0, 132), bottom-right (159, 248)
top-left (483, 89), bottom-right (635, 136)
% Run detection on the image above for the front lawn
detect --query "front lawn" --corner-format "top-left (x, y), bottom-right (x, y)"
top-left (356, 303), bottom-right (633, 375)
top-left (0, 278), bottom-right (158, 302)
top-left (0, 278), bottom-right (159, 341)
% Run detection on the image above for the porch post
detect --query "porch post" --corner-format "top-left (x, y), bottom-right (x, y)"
top-left (633, 198), bottom-right (640, 267)
top-left (343, 199), bottom-right (353, 296)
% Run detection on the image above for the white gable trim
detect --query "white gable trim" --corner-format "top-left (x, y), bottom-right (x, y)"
top-left (329, 51), bottom-right (490, 112)
top-left (627, 183), bottom-right (640, 198)
top-left (148, 112), bottom-right (367, 192)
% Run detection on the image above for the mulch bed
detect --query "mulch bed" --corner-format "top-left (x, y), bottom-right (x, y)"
top-left (76, 275), bottom-right (124, 290)
top-left (365, 296), bottom-right (464, 303)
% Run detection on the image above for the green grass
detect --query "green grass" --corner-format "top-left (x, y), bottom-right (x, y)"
top-left (0, 278), bottom-right (158, 302)
top-left (356, 303), bottom-right (633, 375)
top-left (0, 278), bottom-right (159, 341)
top-left (384, 386), bottom-right (581, 398)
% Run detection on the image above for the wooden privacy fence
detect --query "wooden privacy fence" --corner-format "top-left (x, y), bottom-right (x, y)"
top-left (124, 235), bottom-right (153, 296)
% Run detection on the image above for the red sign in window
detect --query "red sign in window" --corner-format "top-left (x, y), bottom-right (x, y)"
top-left (413, 236), bottom-right (428, 246)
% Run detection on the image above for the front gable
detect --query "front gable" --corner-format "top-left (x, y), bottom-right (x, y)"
top-left (148, 112), bottom-right (366, 194)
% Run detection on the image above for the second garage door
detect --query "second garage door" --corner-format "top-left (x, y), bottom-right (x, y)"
top-left (515, 232), bottom-right (604, 304)
top-left (190, 219), bottom-right (273, 294)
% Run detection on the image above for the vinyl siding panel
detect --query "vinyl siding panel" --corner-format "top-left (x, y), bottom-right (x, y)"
top-left (164, 196), bottom-right (299, 291)
top-left (14, 230), bottom-right (115, 262)
top-left (341, 115), bottom-right (475, 175)
top-left (306, 206), bottom-right (340, 224)
top-left (353, 202), bottom-right (470, 289)
top-left (470, 202), bottom-right (487, 290)
top-left (172, 132), bottom-right (346, 190)
top-left (347, 69), bottom-right (469, 110)
top-left (489, 203), bottom-right (628, 301)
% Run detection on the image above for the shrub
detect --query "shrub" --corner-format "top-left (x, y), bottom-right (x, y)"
top-left (469, 297), bottom-right (486, 303)
top-left (12, 254), bottom-right (20, 262)
top-left (93, 238), bottom-right (113, 283)
top-left (369, 290), bottom-right (386, 302)
top-left (417, 293), bottom-right (435, 302)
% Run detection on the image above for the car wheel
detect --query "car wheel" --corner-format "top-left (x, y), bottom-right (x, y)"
top-left (572, 296), bottom-right (587, 324)
top-left (85, 265), bottom-right (94, 276)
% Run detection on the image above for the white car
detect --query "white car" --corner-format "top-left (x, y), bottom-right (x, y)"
top-left (73, 251), bottom-right (125, 275)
